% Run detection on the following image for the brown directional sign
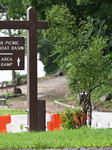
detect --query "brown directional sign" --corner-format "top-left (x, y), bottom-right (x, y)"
top-left (0, 7), bottom-right (49, 132)
top-left (0, 37), bottom-right (24, 70)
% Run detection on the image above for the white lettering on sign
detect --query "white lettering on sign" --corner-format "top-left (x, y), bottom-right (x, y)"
top-left (11, 46), bottom-right (24, 50)
top-left (0, 41), bottom-right (4, 45)
top-left (0, 46), bottom-right (10, 50)
top-left (0, 38), bottom-right (24, 70)
top-left (1, 62), bottom-right (13, 67)
top-left (5, 41), bottom-right (19, 45)
top-left (1, 57), bottom-right (13, 61)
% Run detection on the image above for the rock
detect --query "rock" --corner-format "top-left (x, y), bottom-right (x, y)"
top-left (56, 70), bottom-right (63, 76)
top-left (100, 94), bottom-right (112, 102)
top-left (20, 78), bottom-right (27, 84)
top-left (15, 78), bottom-right (27, 85)
top-left (51, 70), bottom-right (63, 77)
top-left (15, 88), bottom-right (22, 94)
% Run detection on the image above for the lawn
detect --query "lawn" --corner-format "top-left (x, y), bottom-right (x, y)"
top-left (0, 109), bottom-right (112, 149)
top-left (0, 127), bottom-right (112, 149)
top-left (0, 109), bottom-right (27, 115)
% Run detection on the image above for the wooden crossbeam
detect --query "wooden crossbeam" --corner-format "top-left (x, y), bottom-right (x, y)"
top-left (0, 20), bottom-right (48, 29)
top-left (0, 7), bottom-right (49, 132)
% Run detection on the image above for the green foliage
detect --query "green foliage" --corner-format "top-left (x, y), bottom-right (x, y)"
top-left (45, 4), bottom-right (112, 125)
top-left (0, 0), bottom-right (27, 19)
top-left (2, 93), bottom-right (15, 97)
top-left (67, 36), bottom-right (109, 93)
top-left (59, 108), bottom-right (83, 129)
top-left (0, 0), bottom-right (112, 104)
top-left (45, 5), bottom-right (76, 70)
top-left (76, 0), bottom-right (112, 5)
top-left (29, 0), bottom-right (77, 19)
top-left (0, 109), bottom-right (26, 115)
top-left (46, 5), bottom-right (76, 43)
top-left (92, 71), bottom-right (112, 101)
top-left (38, 37), bottom-right (59, 75)
top-left (0, 128), bottom-right (112, 148)
top-left (15, 72), bottom-right (27, 80)
top-left (45, 5), bottom-right (112, 94)
top-left (76, 0), bottom-right (112, 24)
top-left (76, 0), bottom-right (103, 5)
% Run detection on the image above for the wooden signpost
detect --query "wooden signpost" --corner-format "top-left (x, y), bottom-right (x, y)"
top-left (0, 7), bottom-right (49, 131)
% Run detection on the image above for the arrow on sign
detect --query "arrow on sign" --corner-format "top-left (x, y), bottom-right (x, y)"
top-left (17, 57), bottom-right (20, 66)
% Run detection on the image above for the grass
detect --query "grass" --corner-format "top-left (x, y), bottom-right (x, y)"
top-left (0, 109), bottom-right (27, 115)
top-left (0, 127), bottom-right (111, 149)
top-left (0, 77), bottom-right (111, 149)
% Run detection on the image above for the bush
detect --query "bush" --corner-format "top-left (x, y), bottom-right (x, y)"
top-left (58, 108), bottom-right (83, 129)
top-left (15, 72), bottom-right (27, 79)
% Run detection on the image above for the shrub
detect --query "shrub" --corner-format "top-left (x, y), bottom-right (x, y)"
top-left (59, 108), bottom-right (83, 129)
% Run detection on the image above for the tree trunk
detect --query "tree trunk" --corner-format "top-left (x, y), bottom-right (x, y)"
top-left (11, 70), bottom-right (16, 94)
top-left (82, 92), bottom-right (92, 126)
top-left (6, 15), bottom-right (16, 94)
top-left (87, 100), bottom-right (92, 126)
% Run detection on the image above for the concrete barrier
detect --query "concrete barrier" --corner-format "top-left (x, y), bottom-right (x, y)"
top-left (7, 115), bottom-right (27, 133)
top-left (91, 111), bottom-right (112, 128)
top-left (0, 112), bottom-right (111, 133)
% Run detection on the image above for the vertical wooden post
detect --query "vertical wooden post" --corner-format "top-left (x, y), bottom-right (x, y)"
top-left (0, 6), bottom-right (48, 132)
top-left (27, 7), bottom-right (38, 131)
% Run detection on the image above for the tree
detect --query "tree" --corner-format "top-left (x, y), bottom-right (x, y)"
top-left (44, 5), bottom-right (112, 125)
top-left (38, 37), bottom-right (58, 75)
top-left (0, 0), bottom-right (27, 19)
top-left (29, 0), bottom-right (83, 75)
top-left (76, 0), bottom-right (112, 24)
top-left (67, 36), bottom-right (111, 125)
top-left (19, 0), bottom-right (112, 77)
top-left (44, 5), bottom-right (76, 71)
top-left (29, 0), bottom-right (78, 19)
top-left (0, 0), bottom-right (27, 93)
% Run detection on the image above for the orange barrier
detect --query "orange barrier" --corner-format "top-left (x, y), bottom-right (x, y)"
top-left (47, 114), bottom-right (62, 131)
top-left (0, 114), bottom-right (11, 133)
top-left (47, 113), bottom-right (88, 131)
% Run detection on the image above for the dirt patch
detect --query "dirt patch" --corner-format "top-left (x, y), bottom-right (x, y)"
top-left (0, 76), bottom-right (112, 113)
top-left (92, 101), bottom-right (112, 112)
top-left (2, 76), bottom-right (68, 113)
